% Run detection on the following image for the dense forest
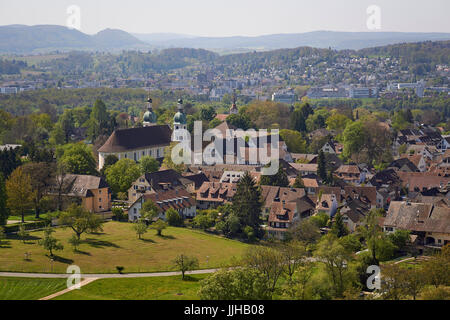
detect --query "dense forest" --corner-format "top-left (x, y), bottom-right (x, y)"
top-left (0, 59), bottom-right (28, 74)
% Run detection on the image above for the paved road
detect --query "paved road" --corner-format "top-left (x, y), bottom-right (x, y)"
top-left (0, 268), bottom-right (221, 279)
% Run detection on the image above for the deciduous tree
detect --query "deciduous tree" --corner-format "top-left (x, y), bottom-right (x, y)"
top-left (6, 167), bottom-right (35, 223)
top-left (173, 254), bottom-right (199, 280)
top-left (58, 204), bottom-right (103, 240)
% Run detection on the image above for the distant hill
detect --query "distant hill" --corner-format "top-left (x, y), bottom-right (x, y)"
top-left (140, 31), bottom-right (450, 51)
top-left (132, 33), bottom-right (196, 43)
top-left (1, 25), bottom-right (450, 54)
top-left (0, 25), bottom-right (146, 53)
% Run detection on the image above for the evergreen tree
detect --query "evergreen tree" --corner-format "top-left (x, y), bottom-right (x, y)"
top-left (292, 174), bottom-right (305, 188)
top-left (0, 173), bottom-right (8, 226)
top-left (232, 172), bottom-right (263, 238)
top-left (260, 166), bottom-right (289, 187)
top-left (290, 109), bottom-right (307, 133)
top-left (317, 150), bottom-right (327, 182)
top-left (326, 170), bottom-right (334, 186)
top-left (0, 148), bottom-right (21, 178)
top-left (331, 212), bottom-right (349, 238)
top-left (88, 99), bottom-right (111, 140)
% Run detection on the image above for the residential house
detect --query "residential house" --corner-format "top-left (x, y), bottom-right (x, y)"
top-left (260, 186), bottom-right (307, 220)
top-left (398, 154), bottom-right (427, 172)
top-left (196, 182), bottom-right (237, 209)
top-left (321, 141), bottom-right (343, 154)
top-left (51, 174), bottom-right (112, 213)
top-left (388, 158), bottom-right (419, 172)
top-left (289, 163), bottom-right (318, 176)
top-left (267, 196), bottom-right (316, 240)
top-left (384, 201), bottom-right (450, 249)
top-left (397, 172), bottom-right (450, 193)
top-left (128, 169), bottom-right (195, 203)
top-left (128, 188), bottom-right (196, 222)
top-left (316, 194), bottom-right (339, 217)
top-left (335, 165), bottom-right (361, 184)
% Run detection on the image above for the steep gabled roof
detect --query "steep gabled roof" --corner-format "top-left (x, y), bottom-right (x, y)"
top-left (63, 174), bottom-right (109, 197)
top-left (384, 201), bottom-right (450, 234)
top-left (98, 125), bottom-right (172, 153)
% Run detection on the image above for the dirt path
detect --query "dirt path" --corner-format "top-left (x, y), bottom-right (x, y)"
top-left (39, 278), bottom-right (99, 300)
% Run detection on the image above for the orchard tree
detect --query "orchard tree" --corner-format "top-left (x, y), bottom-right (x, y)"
top-left (68, 234), bottom-right (81, 252)
top-left (173, 254), bottom-right (199, 280)
top-left (59, 204), bottom-right (103, 240)
top-left (133, 220), bottom-right (148, 240)
top-left (39, 226), bottom-right (63, 257)
top-left (150, 220), bottom-right (168, 236)
top-left (17, 224), bottom-right (29, 243)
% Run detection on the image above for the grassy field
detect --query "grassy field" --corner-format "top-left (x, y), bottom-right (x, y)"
top-left (54, 274), bottom-right (207, 300)
top-left (0, 277), bottom-right (67, 300)
top-left (0, 221), bottom-right (249, 274)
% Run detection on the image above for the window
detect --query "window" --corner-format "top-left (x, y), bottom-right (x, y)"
top-left (99, 205), bottom-right (102, 209)
top-left (99, 190), bottom-right (102, 194)
top-left (99, 198), bottom-right (102, 202)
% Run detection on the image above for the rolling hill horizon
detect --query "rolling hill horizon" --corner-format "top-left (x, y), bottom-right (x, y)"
top-left (1, 24), bottom-right (450, 54)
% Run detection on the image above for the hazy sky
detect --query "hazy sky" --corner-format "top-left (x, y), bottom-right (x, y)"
top-left (1, 0), bottom-right (449, 36)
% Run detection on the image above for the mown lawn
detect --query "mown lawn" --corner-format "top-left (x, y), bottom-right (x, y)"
top-left (0, 221), bottom-right (249, 274)
top-left (0, 277), bottom-right (67, 300)
top-left (54, 274), bottom-right (207, 300)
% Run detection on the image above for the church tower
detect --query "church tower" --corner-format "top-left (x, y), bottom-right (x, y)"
top-left (172, 99), bottom-right (188, 142)
top-left (230, 92), bottom-right (238, 115)
top-left (143, 94), bottom-right (157, 127)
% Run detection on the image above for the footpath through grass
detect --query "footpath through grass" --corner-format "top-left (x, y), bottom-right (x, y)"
top-left (0, 221), bottom-right (249, 274)
top-left (54, 274), bottom-right (207, 300)
top-left (0, 277), bottom-right (67, 300)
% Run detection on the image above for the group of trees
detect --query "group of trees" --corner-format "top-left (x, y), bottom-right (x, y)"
top-left (199, 225), bottom-right (450, 301)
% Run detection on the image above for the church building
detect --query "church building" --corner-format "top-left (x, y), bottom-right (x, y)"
top-left (97, 95), bottom-right (173, 169)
